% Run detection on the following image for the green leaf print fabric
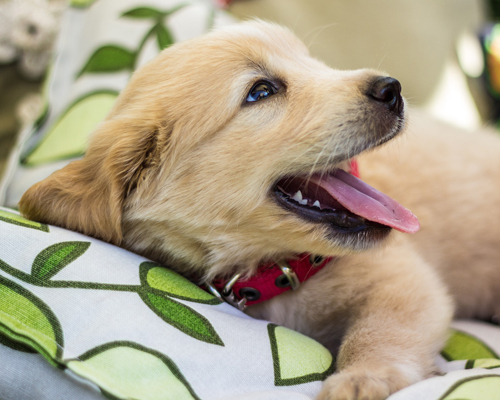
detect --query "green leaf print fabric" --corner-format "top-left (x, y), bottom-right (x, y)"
top-left (0, 275), bottom-right (63, 365)
top-left (0, 208), bottom-right (333, 399)
top-left (67, 342), bottom-right (201, 400)
top-left (438, 375), bottom-right (500, 400)
top-left (442, 329), bottom-right (499, 361)
top-left (2, 207), bottom-right (500, 400)
top-left (268, 324), bottom-right (334, 386)
top-left (32, 241), bottom-right (91, 281)
top-left (22, 91), bottom-right (119, 166)
top-left (0, 209), bottom-right (49, 231)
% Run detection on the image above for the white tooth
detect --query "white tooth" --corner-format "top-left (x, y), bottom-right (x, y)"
top-left (292, 190), bottom-right (303, 202)
top-left (313, 200), bottom-right (321, 208)
top-left (299, 199), bottom-right (308, 205)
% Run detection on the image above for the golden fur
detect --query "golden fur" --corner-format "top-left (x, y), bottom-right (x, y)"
top-left (19, 21), bottom-right (500, 400)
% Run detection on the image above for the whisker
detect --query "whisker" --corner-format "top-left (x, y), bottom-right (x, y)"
top-left (304, 23), bottom-right (339, 50)
top-left (377, 52), bottom-right (388, 70)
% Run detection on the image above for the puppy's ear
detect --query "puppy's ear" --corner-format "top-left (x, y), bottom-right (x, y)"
top-left (19, 118), bottom-right (159, 244)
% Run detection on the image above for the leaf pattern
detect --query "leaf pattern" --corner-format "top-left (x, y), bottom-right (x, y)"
top-left (122, 4), bottom-right (188, 19)
top-left (70, 0), bottom-right (98, 8)
top-left (465, 358), bottom-right (500, 369)
top-left (439, 375), bottom-right (500, 400)
top-left (21, 91), bottom-right (118, 166)
top-left (67, 342), bottom-right (200, 400)
top-left (140, 261), bottom-right (220, 304)
top-left (0, 275), bottom-right (63, 365)
top-left (122, 7), bottom-right (165, 19)
top-left (156, 23), bottom-right (174, 50)
top-left (442, 329), bottom-right (499, 361)
top-left (32, 242), bottom-right (91, 281)
top-left (268, 323), bottom-right (334, 386)
top-left (0, 209), bottom-right (49, 232)
top-left (139, 290), bottom-right (224, 346)
top-left (77, 46), bottom-right (135, 77)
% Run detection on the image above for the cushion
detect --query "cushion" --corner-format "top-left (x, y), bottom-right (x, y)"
top-left (1, 208), bottom-right (500, 400)
top-left (0, 207), bottom-right (332, 399)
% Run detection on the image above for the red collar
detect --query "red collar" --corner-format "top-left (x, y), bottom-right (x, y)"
top-left (207, 254), bottom-right (332, 310)
top-left (206, 160), bottom-right (359, 310)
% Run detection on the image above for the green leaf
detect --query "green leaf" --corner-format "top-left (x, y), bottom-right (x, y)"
top-left (156, 23), bottom-right (174, 50)
top-left (77, 46), bottom-right (135, 77)
top-left (70, 0), bottom-right (98, 8)
top-left (439, 375), bottom-right (500, 400)
top-left (0, 275), bottom-right (63, 365)
top-left (121, 3), bottom-right (187, 19)
top-left (67, 341), bottom-right (200, 400)
top-left (465, 358), bottom-right (500, 369)
top-left (140, 262), bottom-right (220, 304)
top-left (121, 7), bottom-right (164, 19)
top-left (32, 241), bottom-right (91, 281)
top-left (0, 209), bottom-right (49, 232)
top-left (0, 330), bottom-right (37, 353)
top-left (268, 323), bottom-right (334, 386)
top-left (441, 330), bottom-right (499, 361)
top-left (22, 91), bottom-right (118, 166)
top-left (139, 290), bottom-right (223, 346)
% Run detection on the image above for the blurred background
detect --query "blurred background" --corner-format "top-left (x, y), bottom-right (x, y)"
top-left (2, 0), bottom-right (500, 196)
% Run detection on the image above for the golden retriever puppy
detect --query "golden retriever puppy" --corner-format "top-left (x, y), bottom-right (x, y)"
top-left (19, 21), bottom-right (500, 400)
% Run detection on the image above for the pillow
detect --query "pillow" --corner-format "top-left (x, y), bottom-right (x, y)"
top-left (1, 208), bottom-right (500, 400)
top-left (0, 0), bottom-right (235, 207)
top-left (0, 207), bottom-right (333, 399)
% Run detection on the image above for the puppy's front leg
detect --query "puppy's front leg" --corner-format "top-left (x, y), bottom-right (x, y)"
top-left (316, 240), bottom-right (453, 400)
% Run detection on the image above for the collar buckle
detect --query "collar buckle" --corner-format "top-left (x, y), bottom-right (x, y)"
top-left (276, 260), bottom-right (300, 290)
top-left (206, 273), bottom-right (247, 311)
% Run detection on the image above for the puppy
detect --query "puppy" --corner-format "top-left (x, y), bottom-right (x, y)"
top-left (18, 21), bottom-right (500, 400)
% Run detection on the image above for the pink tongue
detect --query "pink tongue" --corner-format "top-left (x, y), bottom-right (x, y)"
top-left (310, 169), bottom-right (420, 233)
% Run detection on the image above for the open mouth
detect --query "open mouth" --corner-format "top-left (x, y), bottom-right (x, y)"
top-left (274, 167), bottom-right (420, 236)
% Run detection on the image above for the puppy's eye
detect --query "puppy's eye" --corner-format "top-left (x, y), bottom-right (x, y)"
top-left (246, 81), bottom-right (277, 102)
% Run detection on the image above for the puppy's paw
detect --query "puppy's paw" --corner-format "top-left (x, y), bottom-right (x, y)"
top-left (316, 366), bottom-right (412, 400)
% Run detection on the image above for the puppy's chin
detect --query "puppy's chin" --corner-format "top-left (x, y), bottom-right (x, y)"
top-left (323, 222), bottom-right (392, 252)
top-left (274, 198), bottom-right (393, 255)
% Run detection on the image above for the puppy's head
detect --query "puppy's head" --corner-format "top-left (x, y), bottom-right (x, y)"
top-left (20, 21), bottom-right (416, 280)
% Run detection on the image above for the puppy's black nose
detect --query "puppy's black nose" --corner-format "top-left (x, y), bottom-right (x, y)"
top-left (368, 77), bottom-right (403, 114)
